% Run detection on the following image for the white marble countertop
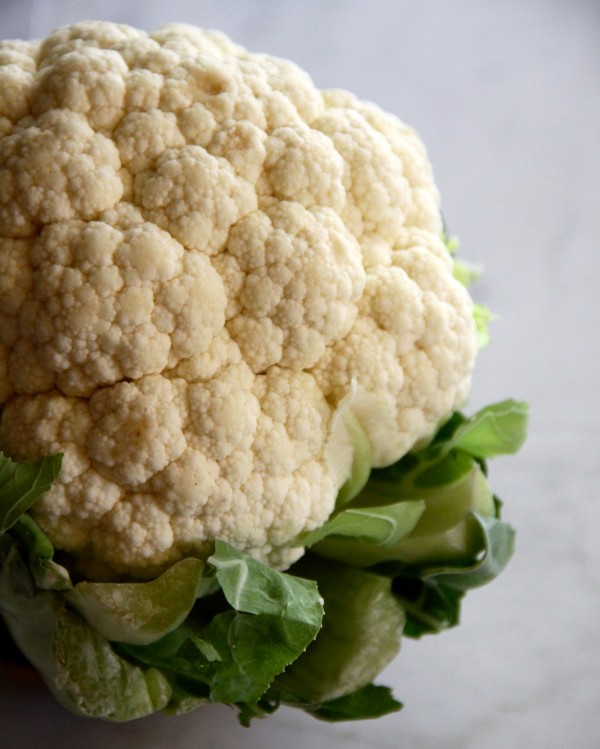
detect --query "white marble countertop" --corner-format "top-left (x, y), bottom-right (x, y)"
top-left (1, 1), bottom-right (599, 747)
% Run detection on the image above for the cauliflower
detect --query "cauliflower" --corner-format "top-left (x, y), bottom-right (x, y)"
top-left (0, 21), bottom-right (477, 579)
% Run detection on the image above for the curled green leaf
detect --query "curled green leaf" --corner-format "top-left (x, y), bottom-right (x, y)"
top-left (275, 557), bottom-right (405, 703)
top-left (423, 514), bottom-right (517, 591)
top-left (208, 540), bottom-right (323, 631)
top-left (0, 536), bottom-right (171, 721)
top-left (301, 501), bottom-right (425, 567)
top-left (9, 514), bottom-right (71, 591)
top-left (449, 399), bottom-right (529, 459)
top-left (0, 452), bottom-right (62, 534)
top-left (67, 557), bottom-right (216, 646)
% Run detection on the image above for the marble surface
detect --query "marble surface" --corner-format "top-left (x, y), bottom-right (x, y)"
top-left (1, 1), bottom-right (599, 747)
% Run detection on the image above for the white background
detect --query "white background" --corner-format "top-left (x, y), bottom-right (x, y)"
top-left (1, 1), bottom-right (599, 747)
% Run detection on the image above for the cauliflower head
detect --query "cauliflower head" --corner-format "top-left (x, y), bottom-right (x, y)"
top-left (0, 22), bottom-right (477, 579)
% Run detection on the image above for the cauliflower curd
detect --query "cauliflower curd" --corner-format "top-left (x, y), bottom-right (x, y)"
top-left (0, 22), bottom-right (477, 578)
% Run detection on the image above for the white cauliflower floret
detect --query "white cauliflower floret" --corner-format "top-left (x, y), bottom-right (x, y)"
top-left (0, 109), bottom-right (124, 236)
top-left (134, 145), bottom-right (257, 254)
top-left (0, 21), bottom-right (478, 579)
top-left (0, 361), bottom-right (333, 577)
top-left (224, 202), bottom-right (365, 372)
top-left (0, 41), bottom-right (37, 136)
top-left (258, 124), bottom-right (345, 210)
top-left (31, 46), bottom-right (129, 131)
top-left (87, 375), bottom-right (187, 487)
top-left (13, 217), bottom-right (226, 396)
top-left (323, 89), bottom-right (442, 234)
top-left (314, 107), bottom-right (412, 243)
top-left (116, 109), bottom-right (186, 175)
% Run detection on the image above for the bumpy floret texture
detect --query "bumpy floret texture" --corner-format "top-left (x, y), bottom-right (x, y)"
top-left (0, 22), bottom-right (477, 578)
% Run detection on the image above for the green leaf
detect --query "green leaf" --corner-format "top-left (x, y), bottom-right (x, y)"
top-left (118, 620), bottom-right (212, 682)
top-left (123, 543), bottom-right (324, 708)
top-left (382, 465), bottom-right (494, 566)
top-left (412, 449), bottom-right (474, 488)
top-left (325, 382), bottom-right (374, 510)
top-left (333, 407), bottom-right (373, 509)
top-left (275, 557), bottom-right (405, 704)
top-left (9, 514), bottom-right (71, 591)
top-left (66, 557), bottom-right (216, 645)
top-left (0, 536), bottom-right (172, 720)
top-left (302, 683), bottom-right (403, 722)
top-left (391, 575), bottom-right (465, 637)
top-left (51, 607), bottom-right (173, 720)
top-left (425, 514), bottom-right (516, 591)
top-left (338, 458), bottom-right (495, 569)
top-left (335, 400), bottom-right (527, 570)
top-left (382, 512), bottom-right (516, 639)
top-left (208, 540), bottom-right (323, 631)
top-left (453, 258), bottom-right (481, 287)
top-left (0, 452), bottom-right (62, 533)
top-left (449, 400), bottom-right (529, 459)
top-left (302, 501), bottom-right (424, 548)
top-left (301, 501), bottom-right (425, 567)
top-left (201, 609), bottom-right (318, 703)
top-left (473, 304), bottom-right (495, 349)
